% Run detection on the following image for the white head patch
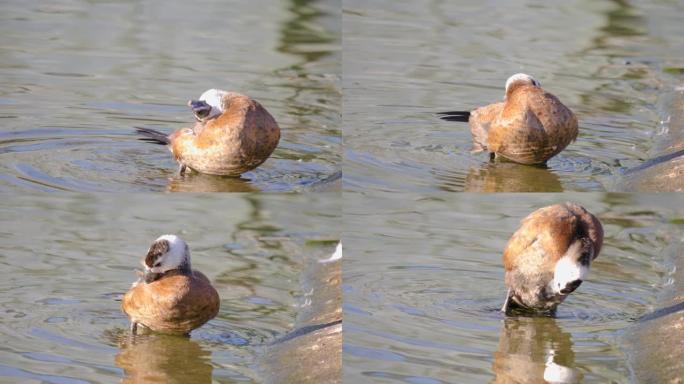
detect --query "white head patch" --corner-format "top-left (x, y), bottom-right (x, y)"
top-left (145, 234), bottom-right (191, 273)
top-left (551, 241), bottom-right (588, 295)
top-left (505, 73), bottom-right (541, 93)
top-left (198, 88), bottom-right (229, 119)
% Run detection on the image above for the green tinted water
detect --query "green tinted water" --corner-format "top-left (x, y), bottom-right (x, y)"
top-left (0, 0), bottom-right (340, 192)
top-left (343, 193), bottom-right (683, 382)
top-left (344, 0), bottom-right (684, 192)
top-left (0, 193), bottom-right (340, 382)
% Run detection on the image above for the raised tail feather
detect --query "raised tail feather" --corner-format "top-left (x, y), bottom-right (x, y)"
top-left (437, 110), bottom-right (470, 122)
top-left (135, 127), bottom-right (170, 145)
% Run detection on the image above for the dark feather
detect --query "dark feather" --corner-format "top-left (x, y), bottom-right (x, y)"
top-left (437, 110), bottom-right (471, 122)
top-left (145, 239), bottom-right (170, 268)
top-left (135, 127), bottom-right (170, 145)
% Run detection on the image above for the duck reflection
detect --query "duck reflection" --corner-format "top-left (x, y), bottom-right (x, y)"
top-left (166, 172), bottom-right (260, 192)
top-left (114, 332), bottom-right (213, 384)
top-left (463, 162), bottom-right (563, 192)
top-left (492, 316), bottom-right (581, 384)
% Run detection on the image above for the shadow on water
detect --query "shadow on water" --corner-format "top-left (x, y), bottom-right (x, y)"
top-left (260, 250), bottom-right (342, 384)
top-left (492, 317), bottom-right (580, 384)
top-left (637, 300), bottom-right (684, 322)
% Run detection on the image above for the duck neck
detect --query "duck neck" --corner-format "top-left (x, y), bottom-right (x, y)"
top-left (144, 261), bottom-right (192, 283)
top-left (167, 260), bottom-right (192, 276)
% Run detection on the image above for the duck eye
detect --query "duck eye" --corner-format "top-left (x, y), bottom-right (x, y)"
top-left (154, 261), bottom-right (162, 267)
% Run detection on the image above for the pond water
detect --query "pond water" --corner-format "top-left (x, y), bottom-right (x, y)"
top-left (0, 193), bottom-right (340, 383)
top-left (343, 193), bottom-right (683, 382)
top-left (343, 0), bottom-right (684, 192)
top-left (0, 0), bottom-right (340, 192)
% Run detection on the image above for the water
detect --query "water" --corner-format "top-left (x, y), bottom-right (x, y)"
top-left (0, 0), bottom-right (341, 192)
top-left (3, 1), bottom-right (684, 383)
top-left (343, 0), bottom-right (684, 192)
top-left (343, 193), bottom-right (683, 382)
top-left (0, 193), bottom-right (341, 383)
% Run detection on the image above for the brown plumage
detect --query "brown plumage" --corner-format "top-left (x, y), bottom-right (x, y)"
top-left (439, 74), bottom-right (578, 165)
top-left (137, 90), bottom-right (280, 176)
top-left (502, 202), bottom-right (603, 313)
top-left (122, 235), bottom-right (220, 335)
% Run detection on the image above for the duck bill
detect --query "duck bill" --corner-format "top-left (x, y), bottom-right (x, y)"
top-left (143, 269), bottom-right (163, 283)
top-left (188, 100), bottom-right (212, 121)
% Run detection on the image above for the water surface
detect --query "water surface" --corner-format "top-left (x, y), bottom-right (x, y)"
top-left (343, 0), bottom-right (684, 192)
top-left (0, 0), bottom-right (340, 192)
top-left (0, 193), bottom-right (340, 383)
top-left (343, 193), bottom-right (683, 382)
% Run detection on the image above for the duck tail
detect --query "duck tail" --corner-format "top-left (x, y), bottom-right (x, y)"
top-left (436, 110), bottom-right (470, 122)
top-left (135, 127), bottom-right (170, 145)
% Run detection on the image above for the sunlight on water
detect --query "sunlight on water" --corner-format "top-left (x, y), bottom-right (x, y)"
top-left (343, 193), bottom-right (683, 383)
top-left (0, 0), bottom-right (340, 192)
top-left (343, 0), bottom-right (684, 192)
top-left (0, 193), bottom-right (340, 382)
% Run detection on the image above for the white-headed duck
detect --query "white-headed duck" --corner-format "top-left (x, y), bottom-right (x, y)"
top-left (137, 89), bottom-right (280, 176)
top-left (501, 202), bottom-right (603, 314)
top-left (122, 235), bottom-right (220, 334)
top-left (439, 74), bottom-right (578, 165)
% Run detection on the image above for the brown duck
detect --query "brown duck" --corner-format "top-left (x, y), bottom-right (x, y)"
top-left (501, 202), bottom-right (603, 314)
top-left (122, 235), bottom-right (220, 335)
top-left (136, 89), bottom-right (280, 176)
top-left (439, 74), bottom-right (578, 165)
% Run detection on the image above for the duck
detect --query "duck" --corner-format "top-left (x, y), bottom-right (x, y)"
top-left (438, 73), bottom-right (578, 165)
top-left (136, 89), bottom-right (280, 176)
top-left (122, 235), bottom-right (220, 335)
top-left (501, 202), bottom-right (603, 314)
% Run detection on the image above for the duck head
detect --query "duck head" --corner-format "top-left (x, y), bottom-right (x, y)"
top-left (552, 237), bottom-right (594, 296)
top-left (142, 234), bottom-right (192, 283)
top-left (503, 202), bottom-right (603, 314)
top-left (504, 73), bottom-right (541, 99)
top-left (188, 89), bottom-right (230, 122)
